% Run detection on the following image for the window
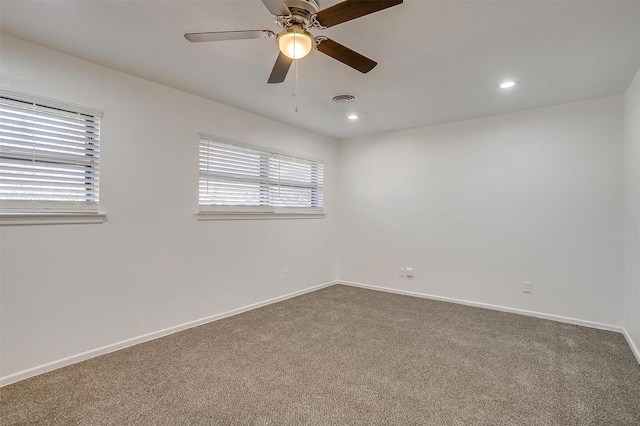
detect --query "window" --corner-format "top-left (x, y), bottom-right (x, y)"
top-left (0, 89), bottom-right (102, 215)
top-left (199, 135), bottom-right (323, 216)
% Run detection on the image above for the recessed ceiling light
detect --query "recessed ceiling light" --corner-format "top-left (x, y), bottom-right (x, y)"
top-left (347, 114), bottom-right (359, 120)
top-left (499, 81), bottom-right (517, 89)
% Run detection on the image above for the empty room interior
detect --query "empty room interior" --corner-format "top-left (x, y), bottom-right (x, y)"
top-left (1, 0), bottom-right (640, 424)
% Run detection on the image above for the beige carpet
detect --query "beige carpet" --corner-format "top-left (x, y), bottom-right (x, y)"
top-left (1, 285), bottom-right (639, 425)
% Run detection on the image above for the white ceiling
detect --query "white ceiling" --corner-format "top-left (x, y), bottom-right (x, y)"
top-left (1, 0), bottom-right (639, 139)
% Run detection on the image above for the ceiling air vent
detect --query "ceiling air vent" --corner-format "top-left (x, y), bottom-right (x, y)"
top-left (332, 94), bottom-right (358, 103)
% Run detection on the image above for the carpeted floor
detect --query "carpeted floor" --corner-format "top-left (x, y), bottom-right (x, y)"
top-left (1, 284), bottom-right (640, 425)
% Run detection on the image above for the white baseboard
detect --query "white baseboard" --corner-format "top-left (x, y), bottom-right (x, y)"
top-left (0, 280), bottom-right (338, 387)
top-left (622, 329), bottom-right (640, 365)
top-left (338, 280), bottom-right (625, 333)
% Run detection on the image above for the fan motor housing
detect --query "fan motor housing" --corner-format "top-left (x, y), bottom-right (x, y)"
top-left (284, 0), bottom-right (320, 18)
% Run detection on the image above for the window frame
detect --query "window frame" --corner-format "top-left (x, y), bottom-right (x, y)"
top-left (0, 89), bottom-right (105, 225)
top-left (197, 134), bottom-right (325, 220)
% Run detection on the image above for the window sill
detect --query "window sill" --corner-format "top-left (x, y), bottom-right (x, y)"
top-left (0, 213), bottom-right (107, 226)
top-left (197, 212), bottom-right (325, 221)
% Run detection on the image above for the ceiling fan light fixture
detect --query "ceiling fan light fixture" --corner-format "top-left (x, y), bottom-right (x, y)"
top-left (277, 28), bottom-right (313, 59)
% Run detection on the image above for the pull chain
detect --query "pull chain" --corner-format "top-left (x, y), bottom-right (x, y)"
top-left (293, 59), bottom-right (299, 112)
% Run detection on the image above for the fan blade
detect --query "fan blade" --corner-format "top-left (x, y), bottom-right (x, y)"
top-left (316, 38), bottom-right (377, 73)
top-left (268, 52), bottom-right (294, 84)
top-left (185, 30), bottom-right (275, 42)
top-left (314, 0), bottom-right (403, 28)
top-left (261, 0), bottom-right (291, 16)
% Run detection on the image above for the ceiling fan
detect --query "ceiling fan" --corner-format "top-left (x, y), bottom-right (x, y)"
top-left (184, 0), bottom-right (403, 84)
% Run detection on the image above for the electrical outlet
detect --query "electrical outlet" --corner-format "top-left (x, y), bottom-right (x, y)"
top-left (523, 281), bottom-right (532, 293)
top-left (399, 268), bottom-right (405, 277)
top-left (284, 270), bottom-right (289, 280)
top-left (406, 267), bottom-right (414, 278)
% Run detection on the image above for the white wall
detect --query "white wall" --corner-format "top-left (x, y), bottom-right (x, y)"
top-left (0, 35), bottom-right (338, 382)
top-left (624, 66), bottom-right (640, 356)
top-left (338, 96), bottom-right (624, 327)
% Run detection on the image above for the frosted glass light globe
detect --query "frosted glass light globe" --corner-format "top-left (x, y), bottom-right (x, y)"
top-left (278, 29), bottom-right (313, 59)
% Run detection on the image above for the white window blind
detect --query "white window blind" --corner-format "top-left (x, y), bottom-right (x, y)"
top-left (199, 136), bottom-right (323, 214)
top-left (0, 89), bottom-right (102, 213)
